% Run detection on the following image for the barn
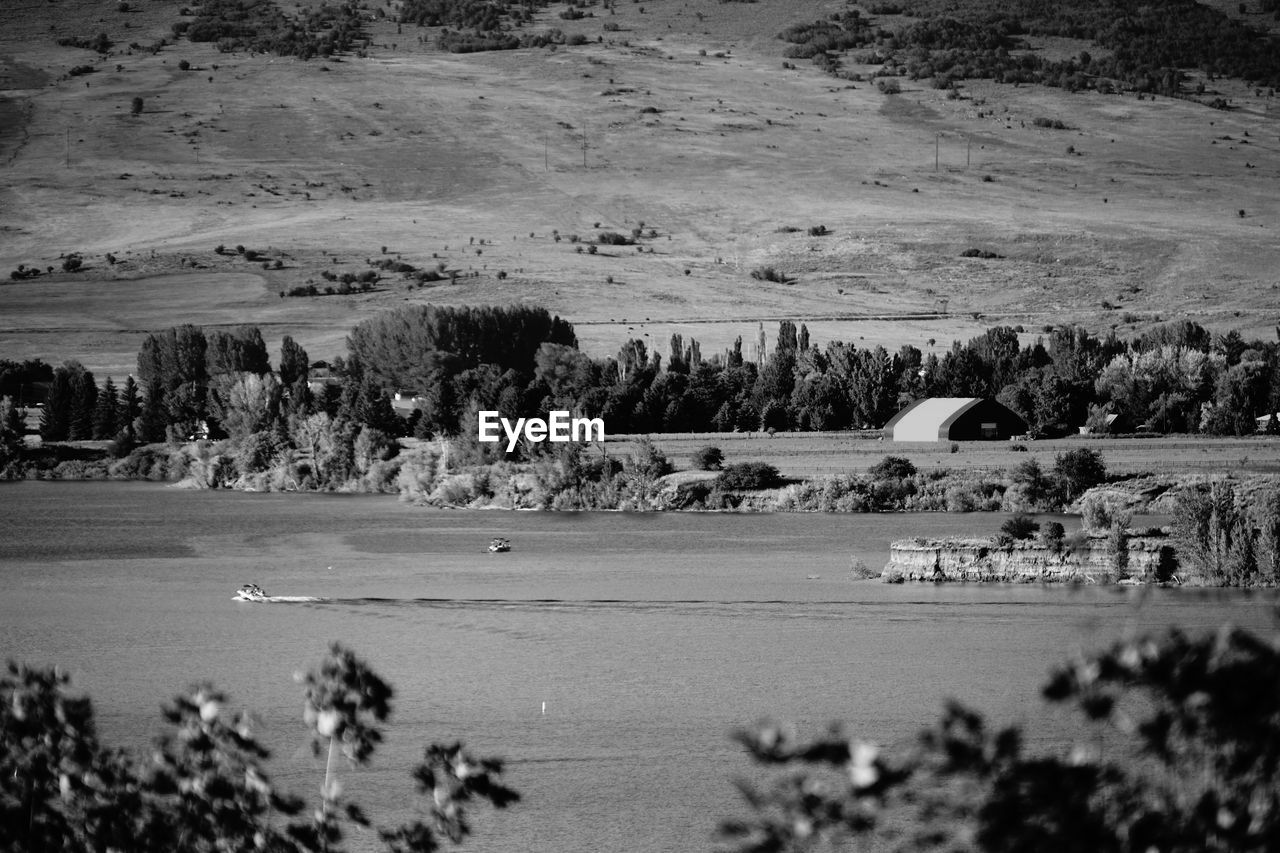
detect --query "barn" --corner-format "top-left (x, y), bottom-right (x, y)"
top-left (882, 397), bottom-right (1028, 442)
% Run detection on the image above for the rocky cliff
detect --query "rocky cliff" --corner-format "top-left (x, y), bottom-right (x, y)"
top-left (882, 532), bottom-right (1176, 583)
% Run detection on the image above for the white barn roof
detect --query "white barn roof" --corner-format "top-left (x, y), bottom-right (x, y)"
top-left (885, 397), bottom-right (983, 442)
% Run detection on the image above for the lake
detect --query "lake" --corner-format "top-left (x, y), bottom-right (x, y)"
top-left (1, 480), bottom-right (1275, 852)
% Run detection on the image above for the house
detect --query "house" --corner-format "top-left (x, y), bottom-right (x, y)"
top-left (883, 397), bottom-right (1027, 442)
top-left (1257, 412), bottom-right (1279, 434)
top-left (1079, 412), bottom-right (1133, 435)
top-left (391, 390), bottom-right (426, 419)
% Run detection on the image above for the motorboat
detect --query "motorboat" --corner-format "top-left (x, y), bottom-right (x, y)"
top-left (488, 537), bottom-right (511, 553)
top-left (233, 583), bottom-right (269, 602)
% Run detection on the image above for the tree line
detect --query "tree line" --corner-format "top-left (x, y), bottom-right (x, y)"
top-left (2, 310), bottom-right (1279, 462)
top-left (786, 0), bottom-right (1280, 94)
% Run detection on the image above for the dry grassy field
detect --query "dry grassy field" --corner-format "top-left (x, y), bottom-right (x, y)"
top-left (607, 432), bottom-right (1280, 481)
top-left (2, 0), bottom-right (1279, 382)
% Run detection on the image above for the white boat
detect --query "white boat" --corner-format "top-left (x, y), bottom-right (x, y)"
top-left (233, 583), bottom-right (269, 602)
top-left (488, 537), bottom-right (511, 553)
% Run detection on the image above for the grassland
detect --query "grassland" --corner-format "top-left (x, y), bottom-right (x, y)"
top-left (2, 0), bottom-right (1278, 383)
top-left (609, 432), bottom-right (1280, 481)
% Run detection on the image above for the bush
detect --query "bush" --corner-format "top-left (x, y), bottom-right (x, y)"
top-left (1040, 520), bottom-right (1066, 552)
top-left (716, 462), bottom-right (782, 490)
top-left (61, 255), bottom-right (83, 273)
top-left (750, 266), bottom-right (791, 283)
top-left (1054, 447), bottom-right (1107, 501)
top-left (692, 445), bottom-right (724, 470)
top-left (1001, 513), bottom-right (1040, 540)
top-left (597, 231), bottom-right (633, 246)
top-left (876, 77), bottom-right (901, 94)
top-left (868, 455), bottom-right (916, 480)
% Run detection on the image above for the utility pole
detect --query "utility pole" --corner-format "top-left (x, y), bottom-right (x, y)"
top-left (65, 128), bottom-right (69, 167)
top-left (544, 133), bottom-right (548, 172)
top-left (582, 123), bottom-right (588, 168)
top-left (966, 135), bottom-right (971, 168)
top-left (935, 133), bottom-right (940, 171)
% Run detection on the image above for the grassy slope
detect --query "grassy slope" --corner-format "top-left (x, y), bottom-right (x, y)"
top-left (1, 0), bottom-right (1278, 382)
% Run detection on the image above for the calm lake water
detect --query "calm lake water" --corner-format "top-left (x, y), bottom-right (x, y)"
top-left (1, 481), bottom-right (1276, 852)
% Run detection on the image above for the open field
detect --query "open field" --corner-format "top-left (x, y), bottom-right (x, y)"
top-left (3, 0), bottom-right (1280, 380)
top-left (609, 433), bottom-right (1280, 481)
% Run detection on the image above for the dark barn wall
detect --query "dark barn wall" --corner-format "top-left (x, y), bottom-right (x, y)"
top-left (944, 399), bottom-right (1027, 440)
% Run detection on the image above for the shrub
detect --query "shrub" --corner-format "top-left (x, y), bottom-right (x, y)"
top-left (876, 78), bottom-right (901, 94)
top-left (807, 224), bottom-right (829, 236)
top-left (716, 462), bottom-right (782, 490)
top-left (130, 96), bottom-right (144, 115)
top-left (61, 255), bottom-right (83, 273)
top-left (1001, 513), bottom-right (1040, 540)
top-left (868, 455), bottom-right (916, 480)
top-left (1040, 520), bottom-right (1066, 552)
top-left (692, 445), bottom-right (724, 470)
top-left (178, 59), bottom-right (191, 70)
top-left (750, 266), bottom-right (790, 283)
top-left (1054, 448), bottom-right (1107, 501)
top-left (597, 231), bottom-right (633, 245)
top-left (625, 437), bottom-right (673, 480)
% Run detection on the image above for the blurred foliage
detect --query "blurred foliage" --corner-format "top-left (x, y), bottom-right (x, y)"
top-left (721, 622), bottom-right (1280, 852)
top-left (0, 645), bottom-right (517, 853)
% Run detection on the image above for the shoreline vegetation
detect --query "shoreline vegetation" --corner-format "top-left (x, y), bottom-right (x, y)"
top-left (2, 305), bottom-right (1279, 586)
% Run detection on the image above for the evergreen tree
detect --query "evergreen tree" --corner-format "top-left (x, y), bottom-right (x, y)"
top-left (118, 376), bottom-right (140, 439)
top-left (92, 377), bottom-right (119, 439)
top-left (137, 379), bottom-right (168, 443)
top-left (39, 367), bottom-right (72, 441)
top-left (67, 365), bottom-right (98, 441)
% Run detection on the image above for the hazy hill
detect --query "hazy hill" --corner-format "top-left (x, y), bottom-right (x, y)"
top-left (1, 0), bottom-right (1277, 377)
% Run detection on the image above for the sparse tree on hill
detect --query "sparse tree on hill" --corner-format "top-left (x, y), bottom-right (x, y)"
top-left (130, 96), bottom-right (143, 115)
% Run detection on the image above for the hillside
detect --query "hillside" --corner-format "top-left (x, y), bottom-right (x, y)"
top-left (2, 0), bottom-right (1278, 379)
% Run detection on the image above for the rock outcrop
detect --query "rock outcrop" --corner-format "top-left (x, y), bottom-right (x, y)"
top-left (882, 531), bottom-right (1176, 583)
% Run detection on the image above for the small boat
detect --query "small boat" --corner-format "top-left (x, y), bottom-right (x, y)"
top-left (233, 583), bottom-right (269, 602)
top-left (488, 537), bottom-right (511, 553)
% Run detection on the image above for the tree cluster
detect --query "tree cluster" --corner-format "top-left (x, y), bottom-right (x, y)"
top-left (784, 0), bottom-right (1280, 92)
top-left (1171, 480), bottom-right (1280, 585)
top-left (176, 0), bottom-right (368, 59)
top-left (365, 317), bottom-right (1278, 439)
